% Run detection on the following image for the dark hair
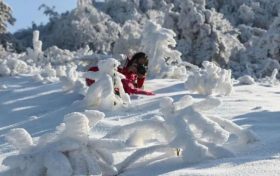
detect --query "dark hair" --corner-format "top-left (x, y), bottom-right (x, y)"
top-left (127, 52), bottom-right (148, 67)
top-left (137, 64), bottom-right (147, 75)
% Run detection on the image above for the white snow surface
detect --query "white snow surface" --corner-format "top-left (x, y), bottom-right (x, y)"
top-left (0, 75), bottom-right (280, 176)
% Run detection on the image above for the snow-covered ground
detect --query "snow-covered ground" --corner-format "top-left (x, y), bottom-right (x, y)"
top-left (0, 75), bottom-right (279, 175)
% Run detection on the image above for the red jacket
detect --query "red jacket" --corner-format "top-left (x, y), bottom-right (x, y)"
top-left (86, 66), bottom-right (154, 95)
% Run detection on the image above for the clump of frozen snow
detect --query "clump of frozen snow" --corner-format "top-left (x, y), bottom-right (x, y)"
top-left (185, 61), bottom-right (233, 96)
top-left (0, 55), bottom-right (33, 76)
top-left (259, 68), bottom-right (279, 86)
top-left (5, 128), bottom-right (34, 152)
top-left (111, 95), bottom-right (257, 172)
top-left (25, 30), bottom-right (44, 64)
top-left (0, 84), bottom-right (7, 90)
top-left (238, 75), bottom-right (255, 85)
top-left (3, 110), bottom-right (124, 176)
top-left (142, 21), bottom-right (187, 79)
top-left (84, 58), bottom-right (131, 110)
top-left (59, 64), bottom-right (86, 93)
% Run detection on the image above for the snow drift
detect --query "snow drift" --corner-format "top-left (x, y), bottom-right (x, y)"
top-left (3, 110), bottom-right (125, 176)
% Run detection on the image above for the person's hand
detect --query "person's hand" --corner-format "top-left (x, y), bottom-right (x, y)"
top-left (143, 91), bottom-right (155, 96)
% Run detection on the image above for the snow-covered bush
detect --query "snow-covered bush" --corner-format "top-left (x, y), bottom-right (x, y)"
top-left (3, 110), bottom-right (124, 176)
top-left (60, 64), bottom-right (86, 93)
top-left (238, 75), bottom-right (255, 85)
top-left (259, 69), bottom-right (279, 86)
top-left (0, 53), bottom-right (34, 76)
top-left (142, 21), bottom-right (186, 79)
top-left (112, 95), bottom-right (257, 171)
top-left (84, 58), bottom-right (131, 110)
top-left (185, 61), bottom-right (233, 96)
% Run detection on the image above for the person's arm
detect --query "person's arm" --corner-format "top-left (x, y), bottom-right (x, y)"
top-left (122, 79), bottom-right (154, 95)
top-left (136, 75), bottom-right (145, 88)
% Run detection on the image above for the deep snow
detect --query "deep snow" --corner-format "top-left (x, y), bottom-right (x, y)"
top-left (0, 75), bottom-right (280, 175)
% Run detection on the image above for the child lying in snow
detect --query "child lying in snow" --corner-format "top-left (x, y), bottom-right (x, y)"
top-left (86, 52), bottom-right (155, 96)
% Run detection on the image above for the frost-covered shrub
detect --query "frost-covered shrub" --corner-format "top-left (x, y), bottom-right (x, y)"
top-left (3, 110), bottom-right (124, 176)
top-left (0, 53), bottom-right (34, 76)
top-left (84, 58), bottom-right (131, 110)
top-left (259, 69), bottom-right (279, 86)
top-left (142, 21), bottom-right (186, 79)
top-left (113, 95), bottom-right (257, 171)
top-left (238, 75), bottom-right (255, 85)
top-left (185, 61), bottom-right (233, 96)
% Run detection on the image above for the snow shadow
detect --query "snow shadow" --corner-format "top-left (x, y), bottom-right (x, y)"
top-left (0, 76), bottom-right (83, 146)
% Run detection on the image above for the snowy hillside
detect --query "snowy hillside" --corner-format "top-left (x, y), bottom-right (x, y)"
top-left (0, 75), bottom-right (280, 175)
top-left (0, 0), bottom-right (280, 175)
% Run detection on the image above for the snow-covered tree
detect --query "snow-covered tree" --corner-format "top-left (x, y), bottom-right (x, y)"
top-left (13, 1), bottom-right (121, 53)
top-left (141, 21), bottom-right (186, 79)
top-left (84, 58), bottom-right (131, 110)
top-left (206, 0), bottom-right (280, 29)
top-left (96, 0), bottom-right (141, 24)
top-left (232, 16), bottom-right (280, 78)
top-left (175, 0), bottom-right (244, 66)
top-left (113, 20), bottom-right (142, 56)
top-left (185, 61), bottom-right (233, 96)
top-left (0, 0), bottom-right (15, 33)
top-left (3, 110), bottom-right (125, 176)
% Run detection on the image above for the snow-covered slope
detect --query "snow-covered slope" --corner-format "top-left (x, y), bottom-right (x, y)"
top-left (0, 75), bottom-right (279, 175)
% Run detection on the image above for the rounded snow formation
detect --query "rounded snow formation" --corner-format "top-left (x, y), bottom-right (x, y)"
top-left (142, 21), bottom-right (187, 79)
top-left (3, 110), bottom-right (124, 176)
top-left (84, 58), bottom-right (131, 110)
top-left (238, 75), bottom-right (255, 85)
top-left (105, 96), bottom-right (258, 172)
top-left (185, 61), bottom-right (233, 96)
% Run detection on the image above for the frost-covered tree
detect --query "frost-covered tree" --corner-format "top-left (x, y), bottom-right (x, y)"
top-left (14, 0), bottom-right (121, 52)
top-left (113, 20), bottom-right (142, 56)
top-left (3, 110), bottom-right (124, 176)
top-left (96, 0), bottom-right (141, 24)
top-left (185, 61), bottom-right (233, 96)
top-left (175, 0), bottom-right (244, 66)
top-left (141, 21), bottom-right (186, 79)
top-left (232, 16), bottom-right (280, 78)
top-left (84, 58), bottom-right (131, 110)
top-left (206, 0), bottom-right (280, 29)
top-left (0, 0), bottom-right (15, 33)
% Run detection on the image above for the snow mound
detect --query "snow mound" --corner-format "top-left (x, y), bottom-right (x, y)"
top-left (238, 75), bottom-right (255, 85)
top-left (185, 61), bottom-right (233, 96)
top-left (108, 95), bottom-right (257, 172)
top-left (84, 58), bottom-right (131, 110)
top-left (3, 110), bottom-right (125, 176)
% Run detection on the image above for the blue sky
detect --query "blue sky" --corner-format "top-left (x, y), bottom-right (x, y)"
top-left (6, 0), bottom-right (77, 33)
